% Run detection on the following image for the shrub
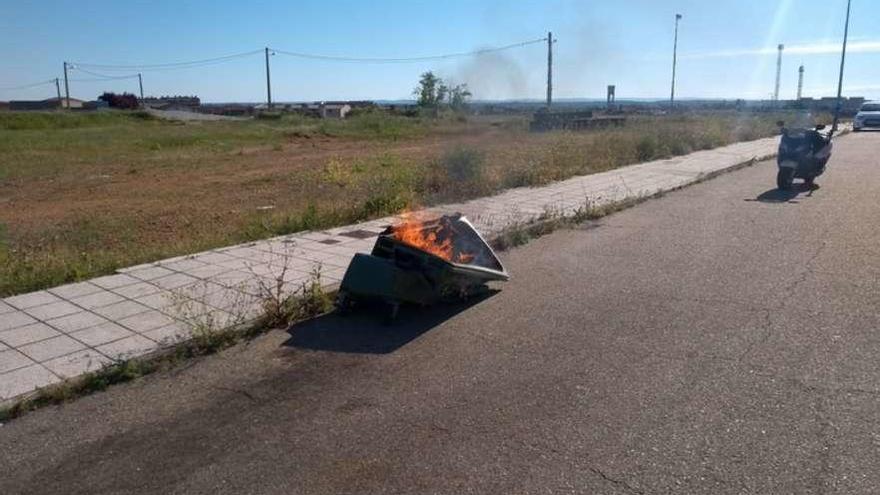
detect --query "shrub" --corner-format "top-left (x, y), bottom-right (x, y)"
top-left (636, 136), bottom-right (658, 161)
top-left (441, 147), bottom-right (485, 182)
top-left (98, 92), bottom-right (139, 109)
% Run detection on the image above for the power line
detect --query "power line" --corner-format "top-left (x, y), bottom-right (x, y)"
top-left (70, 67), bottom-right (141, 81)
top-left (69, 49), bottom-right (263, 72)
top-left (0, 79), bottom-right (56, 91)
top-left (271, 37), bottom-right (547, 64)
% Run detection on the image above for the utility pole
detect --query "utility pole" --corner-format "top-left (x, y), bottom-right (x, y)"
top-left (63, 62), bottom-right (70, 109)
top-left (54, 78), bottom-right (61, 102)
top-left (831, 0), bottom-right (852, 135)
top-left (670, 14), bottom-right (682, 111)
top-left (796, 65), bottom-right (804, 100)
top-left (265, 47), bottom-right (273, 110)
top-left (546, 32), bottom-right (553, 108)
top-left (138, 73), bottom-right (144, 103)
top-left (773, 44), bottom-right (784, 102)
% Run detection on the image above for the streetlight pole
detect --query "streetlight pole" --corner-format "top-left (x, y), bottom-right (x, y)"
top-left (546, 31), bottom-right (553, 108)
top-left (831, 0), bottom-right (852, 136)
top-left (670, 13), bottom-right (682, 111)
top-left (265, 47), bottom-right (273, 111)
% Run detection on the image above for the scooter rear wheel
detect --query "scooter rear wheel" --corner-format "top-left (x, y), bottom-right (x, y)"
top-left (777, 168), bottom-right (795, 190)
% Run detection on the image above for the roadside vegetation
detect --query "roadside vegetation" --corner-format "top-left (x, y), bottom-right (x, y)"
top-left (0, 108), bottom-right (806, 296)
top-left (0, 259), bottom-right (333, 421)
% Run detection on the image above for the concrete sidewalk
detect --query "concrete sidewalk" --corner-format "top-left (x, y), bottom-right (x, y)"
top-left (0, 135), bottom-right (780, 404)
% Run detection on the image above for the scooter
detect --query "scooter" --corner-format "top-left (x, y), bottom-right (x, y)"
top-left (776, 121), bottom-right (833, 190)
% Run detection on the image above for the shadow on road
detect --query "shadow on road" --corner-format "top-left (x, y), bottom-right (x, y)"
top-left (751, 182), bottom-right (820, 203)
top-left (283, 291), bottom-right (499, 354)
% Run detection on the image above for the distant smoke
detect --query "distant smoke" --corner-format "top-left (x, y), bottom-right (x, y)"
top-left (445, 51), bottom-right (530, 100)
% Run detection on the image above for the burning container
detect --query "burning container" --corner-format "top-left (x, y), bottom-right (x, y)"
top-left (336, 214), bottom-right (508, 320)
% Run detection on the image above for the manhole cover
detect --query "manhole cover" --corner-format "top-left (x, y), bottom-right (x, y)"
top-left (318, 239), bottom-right (342, 245)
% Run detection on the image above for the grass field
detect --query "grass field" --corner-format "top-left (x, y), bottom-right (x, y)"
top-left (0, 109), bottom-right (801, 296)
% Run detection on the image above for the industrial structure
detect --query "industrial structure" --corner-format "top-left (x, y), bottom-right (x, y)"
top-left (797, 65), bottom-right (805, 100)
top-left (774, 44), bottom-right (784, 101)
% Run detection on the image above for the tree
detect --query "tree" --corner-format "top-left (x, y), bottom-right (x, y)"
top-left (413, 71), bottom-right (443, 108)
top-left (98, 92), bottom-right (139, 109)
top-left (448, 84), bottom-right (472, 110)
top-left (412, 72), bottom-right (472, 110)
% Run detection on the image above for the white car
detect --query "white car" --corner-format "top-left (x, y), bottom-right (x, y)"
top-left (853, 101), bottom-right (880, 131)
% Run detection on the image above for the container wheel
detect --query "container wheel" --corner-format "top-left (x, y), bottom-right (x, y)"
top-left (384, 302), bottom-right (400, 325)
top-left (335, 291), bottom-right (352, 315)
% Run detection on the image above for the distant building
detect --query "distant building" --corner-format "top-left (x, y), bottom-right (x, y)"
top-left (320, 103), bottom-right (351, 119)
top-left (143, 95), bottom-right (200, 111)
top-left (286, 101), bottom-right (354, 119)
top-left (9, 97), bottom-right (83, 110)
top-left (200, 103), bottom-right (254, 117)
top-left (789, 96), bottom-right (864, 116)
top-left (0, 101), bottom-right (9, 111)
top-left (82, 100), bottom-right (111, 110)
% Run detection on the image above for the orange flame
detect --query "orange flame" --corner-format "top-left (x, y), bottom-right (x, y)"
top-left (393, 214), bottom-right (474, 264)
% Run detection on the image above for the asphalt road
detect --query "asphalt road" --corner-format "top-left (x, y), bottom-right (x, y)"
top-left (2, 133), bottom-right (879, 495)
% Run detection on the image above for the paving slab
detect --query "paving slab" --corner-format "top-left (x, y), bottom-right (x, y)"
top-left (150, 273), bottom-right (199, 291)
top-left (69, 290), bottom-right (126, 310)
top-left (24, 301), bottom-right (82, 321)
top-left (97, 335), bottom-right (159, 361)
top-left (143, 322), bottom-right (194, 346)
top-left (0, 312), bottom-right (38, 333)
top-left (92, 300), bottom-right (152, 321)
top-left (0, 323), bottom-right (61, 348)
top-left (17, 335), bottom-right (86, 363)
top-left (125, 265), bottom-right (175, 281)
top-left (0, 349), bottom-right (35, 374)
top-left (0, 301), bottom-right (14, 314)
top-left (0, 364), bottom-right (60, 401)
top-left (117, 311), bottom-right (178, 334)
top-left (133, 292), bottom-right (177, 312)
top-left (90, 274), bottom-right (140, 290)
top-left (62, 317), bottom-right (109, 340)
top-left (70, 322), bottom-right (135, 347)
top-left (42, 350), bottom-right (113, 379)
top-left (111, 282), bottom-right (163, 299)
top-left (4, 291), bottom-right (61, 310)
top-left (47, 282), bottom-right (104, 300)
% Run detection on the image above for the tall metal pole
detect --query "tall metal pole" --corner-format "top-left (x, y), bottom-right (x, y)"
top-left (796, 65), bottom-right (804, 100)
top-left (265, 47), bottom-right (273, 110)
top-left (63, 62), bottom-right (70, 109)
top-left (546, 32), bottom-right (553, 108)
top-left (831, 0), bottom-right (852, 135)
top-left (55, 78), bottom-right (61, 102)
top-left (138, 73), bottom-right (144, 103)
top-left (670, 14), bottom-right (682, 111)
top-left (773, 44), bottom-right (784, 102)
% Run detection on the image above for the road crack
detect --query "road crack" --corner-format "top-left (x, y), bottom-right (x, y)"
top-left (588, 465), bottom-right (646, 494)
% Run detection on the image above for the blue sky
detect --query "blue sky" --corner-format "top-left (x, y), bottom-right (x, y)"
top-left (1, 0), bottom-right (876, 102)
